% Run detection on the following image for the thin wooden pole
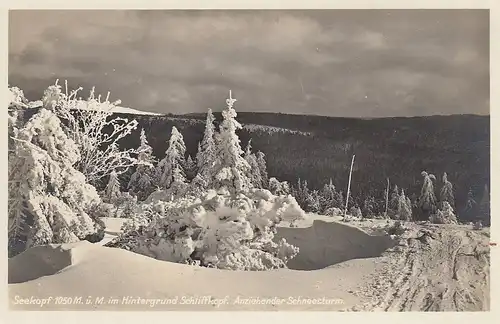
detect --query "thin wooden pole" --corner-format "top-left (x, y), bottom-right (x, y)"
top-left (344, 155), bottom-right (355, 219)
top-left (385, 178), bottom-right (390, 217)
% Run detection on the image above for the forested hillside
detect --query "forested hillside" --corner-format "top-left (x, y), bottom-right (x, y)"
top-left (21, 109), bottom-right (490, 222)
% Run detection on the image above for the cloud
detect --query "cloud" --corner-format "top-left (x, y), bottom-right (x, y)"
top-left (8, 9), bottom-right (489, 117)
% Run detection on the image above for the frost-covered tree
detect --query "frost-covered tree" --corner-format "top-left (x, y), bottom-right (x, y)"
top-left (127, 128), bottom-right (155, 200)
top-left (293, 178), bottom-right (309, 209)
top-left (350, 206), bottom-right (363, 218)
top-left (155, 126), bottom-right (187, 193)
top-left (362, 196), bottom-right (376, 218)
top-left (418, 171), bottom-right (437, 219)
top-left (439, 172), bottom-right (455, 209)
top-left (196, 108), bottom-right (217, 182)
top-left (388, 184), bottom-right (399, 218)
top-left (211, 91), bottom-right (252, 193)
top-left (430, 201), bottom-right (458, 224)
top-left (268, 177), bottom-right (291, 196)
top-left (184, 155), bottom-right (198, 181)
top-left (104, 171), bottom-right (121, 204)
top-left (478, 184), bottom-right (490, 225)
top-left (42, 80), bottom-right (141, 187)
top-left (397, 189), bottom-right (412, 221)
top-left (305, 190), bottom-right (321, 213)
top-left (244, 140), bottom-right (263, 188)
top-left (255, 151), bottom-right (269, 188)
top-left (319, 179), bottom-right (343, 212)
top-left (8, 108), bottom-right (101, 256)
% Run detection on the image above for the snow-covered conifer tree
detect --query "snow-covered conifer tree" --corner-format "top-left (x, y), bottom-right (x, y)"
top-left (431, 201), bottom-right (458, 224)
top-left (8, 108), bottom-right (101, 256)
top-left (398, 189), bottom-right (412, 221)
top-left (478, 184), bottom-right (490, 225)
top-left (418, 171), bottom-right (437, 219)
top-left (196, 108), bottom-right (217, 182)
top-left (155, 126), bottom-right (187, 196)
top-left (184, 155), bottom-right (198, 181)
top-left (319, 178), bottom-right (339, 212)
top-left (128, 128), bottom-right (155, 200)
top-left (104, 171), bottom-right (121, 204)
top-left (389, 184), bottom-right (400, 218)
top-left (268, 177), bottom-right (291, 196)
top-left (305, 190), bottom-right (321, 213)
top-left (210, 91), bottom-right (252, 193)
top-left (244, 140), bottom-right (263, 188)
top-left (362, 196), bottom-right (376, 218)
top-left (439, 172), bottom-right (455, 209)
top-left (255, 151), bottom-right (269, 188)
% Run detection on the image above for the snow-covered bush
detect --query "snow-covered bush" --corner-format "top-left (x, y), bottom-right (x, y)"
top-left (42, 80), bottom-right (143, 187)
top-left (8, 108), bottom-right (102, 256)
top-left (324, 207), bottom-right (343, 217)
top-left (111, 189), bottom-right (306, 270)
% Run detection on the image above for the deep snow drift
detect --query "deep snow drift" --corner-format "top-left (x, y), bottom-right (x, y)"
top-left (8, 216), bottom-right (490, 311)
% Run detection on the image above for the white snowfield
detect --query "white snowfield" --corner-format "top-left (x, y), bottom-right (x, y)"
top-left (73, 102), bottom-right (163, 116)
top-left (8, 215), bottom-right (490, 311)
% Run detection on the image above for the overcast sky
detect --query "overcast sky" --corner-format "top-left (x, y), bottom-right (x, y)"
top-left (9, 10), bottom-right (489, 117)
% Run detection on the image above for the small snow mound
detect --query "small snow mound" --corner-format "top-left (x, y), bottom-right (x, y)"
top-left (8, 241), bottom-right (96, 284)
top-left (275, 218), bottom-right (397, 270)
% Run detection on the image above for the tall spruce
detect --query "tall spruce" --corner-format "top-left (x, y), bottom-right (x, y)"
top-left (211, 91), bottom-right (252, 193)
top-left (398, 189), bottom-right (412, 221)
top-left (244, 139), bottom-right (263, 188)
top-left (255, 151), bottom-right (269, 188)
top-left (418, 171), bottom-right (437, 219)
top-left (439, 172), bottom-right (455, 209)
top-left (128, 128), bottom-right (155, 200)
top-left (155, 126), bottom-right (187, 190)
top-left (196, 108), bottom-right (216, 183)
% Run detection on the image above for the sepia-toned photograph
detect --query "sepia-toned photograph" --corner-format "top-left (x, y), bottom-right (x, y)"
top-left (7, 9), bottom-right (490, 311)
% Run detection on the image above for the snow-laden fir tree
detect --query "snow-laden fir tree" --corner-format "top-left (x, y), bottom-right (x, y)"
top-left (430, 201), bottom-right (458, 224)
top-left (184, 155), bottom-right (198, 181)
top-left (305, 190), bottom-right (321, 213)
top-left (104, 171), bottom-right (121, 204)
top-left (268, 177), bottom-right (291, 196)
top-left (210, 91), bottom-right (252, 193)
top-left (397, 189), bottom-right (412, 221)
top-left (362, 195), bottom-right (376, 218)
top-left (244, 139), bottom-right (263, 188)
top-left (42, 80), bottom-right (141, 187)
top-left (478, 184), bottom-right (490, 226)
top-left (128, 128), bottom-right (155, 200)
top-left (319, 178), bottom-right (343, 212)
top-left (8, 108), bottom-right (101, 256)
top-left (196, 108), bottom-right (217, 184)
top-left (418, 171), bottom-right (437, 219)
top-left (463, 188), bottom-right (477, 220)
top-left (255, 151), bottom-right (269, 188)
top-left (293, 178), bottom-right (309, 209)
top-left (155, 126), bottom-right (187, 196)
top-left (439, 172), bottom-right (455, 209)
top-left (388, 184), bottom-right (399, 218)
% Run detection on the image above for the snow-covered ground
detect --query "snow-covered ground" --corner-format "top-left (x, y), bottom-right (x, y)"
top-left (8, 215), bottom-right (490, 311)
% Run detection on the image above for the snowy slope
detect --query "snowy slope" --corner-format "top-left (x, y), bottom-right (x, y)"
top-left (8, 217), bottom-right (490, 311)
